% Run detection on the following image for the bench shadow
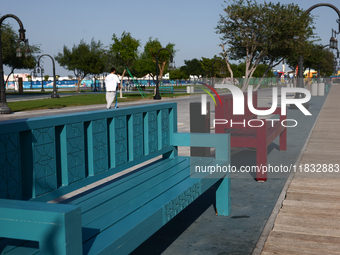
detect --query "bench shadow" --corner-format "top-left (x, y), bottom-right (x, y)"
top-left (0, 224), bottom-right (103, 255)
top-left (0, 238), bottom-right (39, 253)
top-left (130, 187), bottom-right (217, 255)
top-left (231, 143), bottom-right (279, 180)
top-left (82, 227), bottom-right (101, 255)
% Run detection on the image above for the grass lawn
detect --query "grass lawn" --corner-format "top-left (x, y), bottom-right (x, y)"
top-left (7, 92), bottom-right (190, 112)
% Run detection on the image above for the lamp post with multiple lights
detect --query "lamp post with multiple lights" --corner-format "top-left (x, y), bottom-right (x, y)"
top-left (329, 29), bottom-right (340, 75)
top-left (317, 42), bottom-right (340, 81)
top-left (330, 30), bottom-right (339, 50)
top-left (0, 14), bottom-right (31, 114)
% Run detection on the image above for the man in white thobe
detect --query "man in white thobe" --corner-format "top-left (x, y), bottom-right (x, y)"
top-left (105, 67), bottom-right (120, 109)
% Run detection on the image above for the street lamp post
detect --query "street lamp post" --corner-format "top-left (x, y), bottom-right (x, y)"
top-left (290, 56), bottom-right (310, 109)
top-left (317, 62), bottom-right (321, 84)
top-left (330, 37), bottom-right (338, 49)
top-left (93, 75), bottom-right (97, 92)
top-left (30, 70), bottom-right (34, 89)
top-left (318, 44), bottom-right (331, 83)
top-left (33, 66), bottom-right (45, 91)
top-left (333, 59), bottom-right (338, 74)
top-left (0, 14), bottom-right (30, 114)
top-left (330, 29), bottom-right (339, 49)
top-left (37, 54), bottom-right (59, 98)
top-left (291, 3), bottom-right (340, 110)
top-left (297, 56), bottom-right (304, 89)
top-left (154, 48), bottom-right (173, 100)
top-left (34, 66), bottom-right (45, 92)
top-left (330, 29), bottom-right (340, 76)
top-left (317, 43), bottom-right (340, 83)
top-left (40, 67), bottom-right (44, 91)
top-left (32, 65), bottom-right (41, 90)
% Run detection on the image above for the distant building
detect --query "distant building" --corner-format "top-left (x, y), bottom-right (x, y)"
top-left (4, 73), bottom-right (30, 82)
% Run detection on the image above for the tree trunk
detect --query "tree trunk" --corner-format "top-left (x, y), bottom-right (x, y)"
top-left (76, 76), bottom-right (81, 93)
top-left (255, 68), bottom-right (269, 91)
top-left (159, 61), bottom-right (166, 84)
top-left (75, 75), bottom-right (86, 93)
top-left (255, 65), bottom-right (272, 91)
top-left (254, 58), bottom-right (284, 90)
top-left (242, 60), bottom-right (250, 92)
top-left (241, 51), bottom-right (264, 91)
top-left (120, 69), bottom-right (126, 98)
top-left (220, 44), bottom-right (234, 83)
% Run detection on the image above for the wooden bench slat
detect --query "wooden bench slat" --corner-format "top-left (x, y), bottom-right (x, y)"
top-left (31, 147), bottom-right (175, 203)
top-left (82, 160), bottom-right (224, 255)
top-left (70, 157), bottom-right (188, 209)
top-left (80, 157), bottom-right (201, 228)
top-left (81, 157), bottom-right (213, 240)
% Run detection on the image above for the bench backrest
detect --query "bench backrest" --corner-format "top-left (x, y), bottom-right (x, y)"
top-left (0, 103), bottom-right (177, 201)
top-left (159, 86), bottom-right (174, 93)
top-left (215, 91), bottom-right (257, 129)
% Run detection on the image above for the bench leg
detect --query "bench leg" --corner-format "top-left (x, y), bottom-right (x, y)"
top-left (257, 125), bottom-right (267, 182)
top-left (280, 128), bottom-right (287, 151)
top-left (40, 229), bottom-right (82, 255)
top-left (215, 177), bottom-right (231, 216)
top-left (256, 146), bottom-right (267, 182)
top-left (39, 213), bottom-right (83, 255)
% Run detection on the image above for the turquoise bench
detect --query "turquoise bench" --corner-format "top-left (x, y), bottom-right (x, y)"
top-left (159, 86), bottom-right (174, 94)
top-left (0, 102), bottom-right (231, 255)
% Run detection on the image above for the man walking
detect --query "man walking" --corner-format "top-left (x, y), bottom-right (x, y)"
top-left (105, 67), bottom-right (120, 109)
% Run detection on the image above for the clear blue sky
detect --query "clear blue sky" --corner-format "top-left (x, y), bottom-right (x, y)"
top-left (2, 0), bottom-right (340, 77)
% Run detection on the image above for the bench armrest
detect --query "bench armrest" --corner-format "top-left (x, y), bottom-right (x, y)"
top-left (0, 199), bottom-right (82, 255)
top-left (172, 133), bottom-right (230, 161)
